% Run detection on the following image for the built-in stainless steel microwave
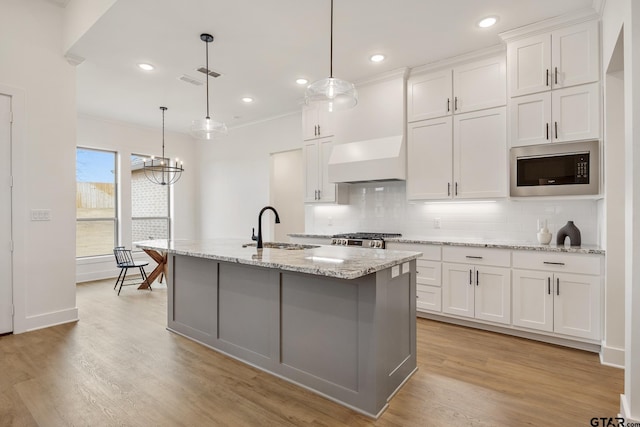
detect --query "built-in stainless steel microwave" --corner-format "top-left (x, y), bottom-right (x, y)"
top-left (510, 140), bottom-right (600, 197)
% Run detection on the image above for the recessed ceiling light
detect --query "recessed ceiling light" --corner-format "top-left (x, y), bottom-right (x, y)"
top-left (370, 54), bottom-right (385, 63)
top-left (478, 16), bottom-right (498, 28)
top-left (241, 97), bottom-right (254, 103)
top-left (296, 78), bottom-right (308, 85)
top-left (137, 63), bottom-right (155, 71)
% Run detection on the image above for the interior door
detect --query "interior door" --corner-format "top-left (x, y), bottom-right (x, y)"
top-left (0, 94), bottom-right (12, 334)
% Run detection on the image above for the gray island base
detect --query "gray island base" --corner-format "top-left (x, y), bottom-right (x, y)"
top-left (135, 239), bottom-right (421, 418)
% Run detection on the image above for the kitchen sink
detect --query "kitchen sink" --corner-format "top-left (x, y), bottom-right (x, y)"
top-left (242, 242), bottom-right (320, 250)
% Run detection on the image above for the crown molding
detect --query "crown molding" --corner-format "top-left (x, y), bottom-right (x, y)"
top-left (355, 67), bottom-right (409, 87)
top-left (499, 7), bottom-right (599, 43)
top-left (408, 44), bottom-right (505, 77)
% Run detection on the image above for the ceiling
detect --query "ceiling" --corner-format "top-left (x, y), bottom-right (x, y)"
top-left (68, 0), bottom-right (595, 134)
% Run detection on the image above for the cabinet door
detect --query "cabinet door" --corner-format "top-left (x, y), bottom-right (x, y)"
top-left (507, 33), bottom-right (551, 97)
top-left (551, 83), bottom-right (600, 142)
top-left (417, 285), bottom-right (442, 313)
top-left (442, 263), bottom-right (474, 318)
top-left (553, 272), bottom-right (601, 340)
top-left (512, 269), bottom-right (553, 332)
top-left (453, 56), bottom-right (506, 114)
top-left (453, 107), bottom-right (507, 198)
top-left (509, 92), bottom-right (552, 147)
top-left (551, 21), bottom-right (599, 89)
top-left (474, 266), bottom-right (511, 325)
top-left (303, 140), bottom-right (320, 202)
top-left (302, 105), bottom-right (335, 140)
top-left (407, 117), bottom-right (453, 200)
top-left (318, 138), bottom-right (336, 202)
top-left (407, 70), bottom-right (452, 122)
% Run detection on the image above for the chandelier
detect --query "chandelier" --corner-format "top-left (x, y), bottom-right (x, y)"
top-left (144, 106), bottom-right (184, 185)
top-left (191, 33), bottom-right (228, 139)
top-left (305, 0), bottom-right (357, 112)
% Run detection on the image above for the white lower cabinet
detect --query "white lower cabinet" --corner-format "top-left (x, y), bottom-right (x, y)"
top-left (386, 243), bottom-right (442, 314)
top-left (512, 269), bottom-right (601, 340)
top-left (511, 250), bottom-right (602, 341)
top-left (442, 263), bottom-right (511, 325)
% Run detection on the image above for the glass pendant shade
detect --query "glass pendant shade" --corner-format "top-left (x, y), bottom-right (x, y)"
top-left (305, 77), bottom-right (357, 111)
top-left (190, 117), bottom-right (228, 140)
top-left (304, 0), bottom-right (357, 112)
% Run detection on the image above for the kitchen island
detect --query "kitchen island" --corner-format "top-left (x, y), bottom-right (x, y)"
top-left (135, 239), bottom-right (421, 418)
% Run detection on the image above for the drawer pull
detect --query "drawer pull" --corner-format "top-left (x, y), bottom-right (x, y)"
top-left (543, 261), bottom-right (565, 266)
top-left (466, 256), bottom-right (483, 259)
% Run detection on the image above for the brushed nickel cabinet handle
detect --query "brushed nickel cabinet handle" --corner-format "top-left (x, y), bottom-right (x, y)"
top-left (318, 125), bottom-right (321, 135)
top-left (555, 67), bottom-right (558, 85)
top-left (543, 261), bottom-right (565, 266)
top-left (454, 97), bottom-right (458, 111)
top-left (546, 123), bottom-right (549, 140)
top-left (548, 277), bottom-right (551, 295)
top-left (469, 269), bottom-right (472, 285)
top-left (557, 277), bottom-right (560, 296)
top-left (546, 69), bottom-right (550, 86)
top-left (455, 182), bottom-right (458, 196)
top-left (555, 122), bottom-right (558, 139)
top-left (476, 270), bottom-right (479, 286)
top-left (447, 98), bottom-right (450, 112)
top-left (447, 182), bottom-right (451, 196)
top-left (466, 255), bottom-right (483, 259)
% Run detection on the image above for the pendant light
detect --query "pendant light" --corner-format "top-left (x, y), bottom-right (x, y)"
top-left (305, 0), bottom-right (357, 112)
top-left (191, 33), bottom-right (228, 139)
top-left (144, 107), bottom-right (184, 185)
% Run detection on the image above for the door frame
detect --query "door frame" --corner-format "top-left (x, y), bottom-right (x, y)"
top-left (0, 84), bottom-right (26, 334)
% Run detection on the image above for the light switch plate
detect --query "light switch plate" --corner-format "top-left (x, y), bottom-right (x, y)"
top-left (31, 209), bottom-right (51, 221)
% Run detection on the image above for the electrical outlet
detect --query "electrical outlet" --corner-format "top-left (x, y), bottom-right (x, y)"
top-left (434, 217), bottom-right (441, 229)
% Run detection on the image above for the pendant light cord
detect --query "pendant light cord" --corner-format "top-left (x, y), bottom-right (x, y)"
top-left (205, 40), bottom-right (210, 120)
top-left (330, 0), bottom-right (334, 78)
top-left (161, 106), bottom-right (166, 159)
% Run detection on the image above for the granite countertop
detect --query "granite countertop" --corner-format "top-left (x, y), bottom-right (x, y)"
top-left (287, 234), bottom-right (605, 255)
top-left (135, 238), bottom-right (422, 280)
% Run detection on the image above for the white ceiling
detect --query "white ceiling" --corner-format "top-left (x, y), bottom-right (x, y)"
top-left (69, 0), bottom-right (595, 134)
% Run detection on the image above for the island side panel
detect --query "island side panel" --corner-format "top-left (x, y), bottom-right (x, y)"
top-left (215, 262), bottom-right (281, 367)
top-left (378, 259), bottom-right (417, 403)
top-left (167, 254), bottom-right (218, 345)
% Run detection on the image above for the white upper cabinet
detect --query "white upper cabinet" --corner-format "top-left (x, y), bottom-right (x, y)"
top-left (510, 83), bottom-right (600, 146)
top-left (303, 137), bottom-right (346, 204)
top-left (302, 105), bottom-right (335, 141)
top-left (407, 69), bottom-right (452, 122)
top-left (407, 55), bottom-right (506, 122)
top-left (507, 21), bottom-right (599, 97)
top-left (407, 117), bottom-right (453, 200)
top-left (453, 56), bottom-right (506, 114)
top-left (453, 107), bottom-right (508, 199)
top-left (551, 22), bottom-right (600, 89)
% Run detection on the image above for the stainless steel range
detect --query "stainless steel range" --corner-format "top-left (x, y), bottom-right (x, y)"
top-left (330, 232), bottom-right (402, 249)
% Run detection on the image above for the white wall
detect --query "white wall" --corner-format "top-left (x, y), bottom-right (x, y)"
top-left (0, 0), bottom-right (78, 333)
top-left (198, 113), bottom-right (302, 240)
top-left (76, 115), bottom-right (199, 282)
top-left (601, 0), bottom-right (640, 420)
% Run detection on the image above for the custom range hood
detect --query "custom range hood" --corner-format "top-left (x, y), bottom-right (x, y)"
top-left (327, 135), bottom-right (406, 183)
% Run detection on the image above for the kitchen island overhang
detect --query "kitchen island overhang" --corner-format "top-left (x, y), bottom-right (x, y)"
top-left (135, 239), bottom-right (421, 418)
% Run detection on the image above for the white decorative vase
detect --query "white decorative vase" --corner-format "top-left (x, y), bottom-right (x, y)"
top-left (537, 229), bottom-right (552, 245)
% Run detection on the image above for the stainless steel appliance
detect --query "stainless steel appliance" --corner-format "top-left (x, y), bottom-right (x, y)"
top-left (330, 232), bottom-right (402, 249)
top-left (510, 140), bottom-right (600, 197)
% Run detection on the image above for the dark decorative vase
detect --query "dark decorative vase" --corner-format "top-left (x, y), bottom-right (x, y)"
top-left (556, 221), bottom-right (581, 247)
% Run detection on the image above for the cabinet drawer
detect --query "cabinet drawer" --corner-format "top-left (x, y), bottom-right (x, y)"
top-left (386, 243), bottom-right (441, 261)
top-left (417, 259), bottom-right (441, 287)
top-left (417, 285), bottom-right (442, 313)
top-left (512, 251), bottom-right (601, 275)
top-left (443, 246), bottom-right (511, 267)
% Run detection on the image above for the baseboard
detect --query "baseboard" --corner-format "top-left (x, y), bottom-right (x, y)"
top-left (600, 344), bottom-right (625, 368)
top-left (620, 394), bottom-right (639, 422)
top-left (21, 307), bottom-right (79, 333)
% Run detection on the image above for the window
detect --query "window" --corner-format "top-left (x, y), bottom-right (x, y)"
top-left (130, 154), bottom-right (170, 244)
top-left (76, 148), bottom-right (117, 257)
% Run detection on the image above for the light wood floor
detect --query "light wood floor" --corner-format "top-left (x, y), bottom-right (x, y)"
top-left (0, 279), bottom-right (623, 426)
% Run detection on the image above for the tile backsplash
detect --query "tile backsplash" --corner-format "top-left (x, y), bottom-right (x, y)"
top-left (305, 181), bottom-right (600, 245)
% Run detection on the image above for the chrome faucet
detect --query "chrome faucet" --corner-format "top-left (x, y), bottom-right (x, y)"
top-left (255, 206), bottom-right (280, 249)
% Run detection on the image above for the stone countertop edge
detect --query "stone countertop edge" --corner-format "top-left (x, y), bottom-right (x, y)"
top-left (287, 234), bottom-right (605, 255)
top-left (135, 239), bottom-right (422, 280)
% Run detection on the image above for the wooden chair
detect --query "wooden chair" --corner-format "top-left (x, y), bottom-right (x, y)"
top-left (113, 246), bottom-right (151, 295)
